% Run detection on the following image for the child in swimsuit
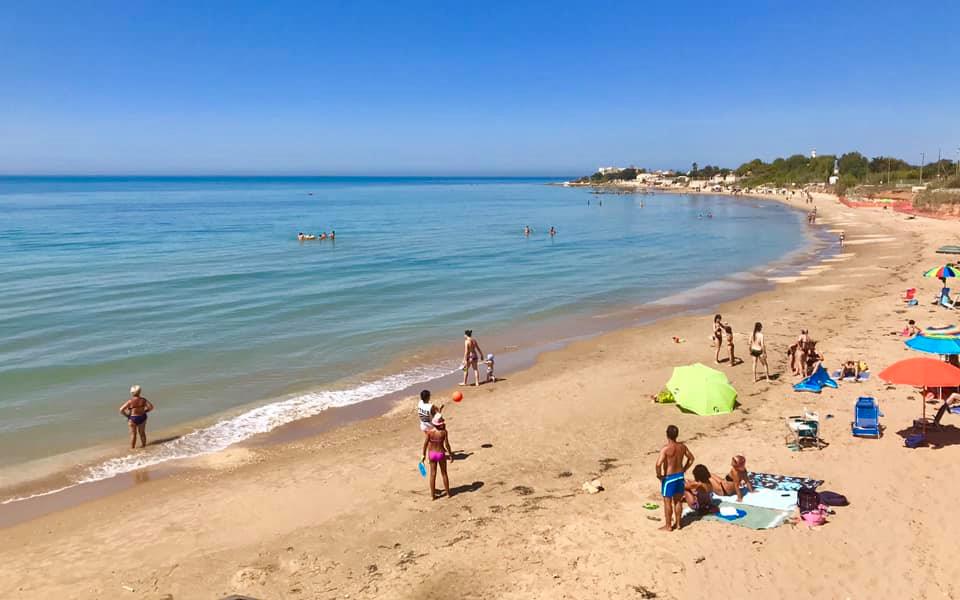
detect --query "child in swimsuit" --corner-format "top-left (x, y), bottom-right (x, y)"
top-left (724, 324), bottom-right (736, 366)
top-left (421, 415), bottom-right (453, 500)
top-left (484, 353), bottom-right (496, 383)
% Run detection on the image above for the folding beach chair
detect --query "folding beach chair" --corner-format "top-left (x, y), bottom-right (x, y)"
top-left (902, 288), bottom-right (917, 302)
top-left (937, 288), bottom-right (955, 309)
top-left (786, 410), bottom-right (822, 450)
top-left (851, 397), bottom-right (881, 438)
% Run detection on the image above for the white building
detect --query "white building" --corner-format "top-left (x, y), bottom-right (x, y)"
top-left (597, 166), bottom-right (622, 175)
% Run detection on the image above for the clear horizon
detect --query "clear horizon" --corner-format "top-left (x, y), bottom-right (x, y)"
top-left (2, 1), bottom-right (958, 175)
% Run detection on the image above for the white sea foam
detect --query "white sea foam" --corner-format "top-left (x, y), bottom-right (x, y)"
top-left (2, 363), bottom-right (455, 504)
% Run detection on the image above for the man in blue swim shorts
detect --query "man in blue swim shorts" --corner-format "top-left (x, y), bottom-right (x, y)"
top-left (656, 424), bottom-right (694, 531)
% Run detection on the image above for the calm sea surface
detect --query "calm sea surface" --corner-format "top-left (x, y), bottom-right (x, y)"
top-left (0, 177), bottom-right (809, 493)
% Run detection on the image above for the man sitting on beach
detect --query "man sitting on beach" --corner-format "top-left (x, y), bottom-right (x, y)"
top-left (656, 425), bottom-right (694, 532)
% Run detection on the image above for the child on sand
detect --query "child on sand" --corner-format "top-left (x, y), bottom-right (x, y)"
top-left (724, 324), bottom-right (736, 366)
top-left (655, 425), bottom-right (694, 532)
top-left (484, 353), bottom-right (496, 383)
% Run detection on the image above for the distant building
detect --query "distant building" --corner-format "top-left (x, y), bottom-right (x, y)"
top-left (811, 149), bottom-right (817, 159)
top-left (597, 166), bottom-right (622, 175)
top-left (723, 173), bottom-right (738, 184)
top-left (828, 158), bottom-right (839, 185)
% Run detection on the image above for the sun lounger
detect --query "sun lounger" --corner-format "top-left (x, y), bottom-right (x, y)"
top-left (851, 396), bottom-right (881, 438)
top-left (936, 246), bottom-right (960, 255)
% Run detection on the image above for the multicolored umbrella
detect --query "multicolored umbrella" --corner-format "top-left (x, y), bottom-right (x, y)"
top-left (665, 363), bottom-right (737, 415)
top-left (923, 264), bottom-right (958, 279)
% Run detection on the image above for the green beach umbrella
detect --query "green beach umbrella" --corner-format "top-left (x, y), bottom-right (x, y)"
top-left (665, 363), bottom-right (737, 415)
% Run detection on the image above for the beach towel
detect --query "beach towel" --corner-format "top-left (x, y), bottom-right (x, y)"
top-left (682, 501), bottom-right (791, 530)
top-left (749, 472), bottom-right (823, 492)
top-left (715, 487), bottom-right (799, 512)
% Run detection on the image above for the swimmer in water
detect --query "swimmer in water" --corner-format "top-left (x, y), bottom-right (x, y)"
top-left (549, 226), bottom-right (556, 237)
top-left (297, 232), bottom-right (316, 241)
top-left (524, 225), bottom-right (532, 236)
top-left (330, 230), bottom-right (335, 241)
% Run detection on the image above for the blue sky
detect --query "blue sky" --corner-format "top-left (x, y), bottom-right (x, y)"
top-left (1, 1), bottom-right (958, 175)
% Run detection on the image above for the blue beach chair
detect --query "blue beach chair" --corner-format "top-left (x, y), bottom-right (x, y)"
top-left (851, 397), bottom-right (881, 438)
top-left (938, 288), bottom-right (955, 309)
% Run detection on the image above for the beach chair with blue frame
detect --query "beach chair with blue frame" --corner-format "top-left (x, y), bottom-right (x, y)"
top-left (851, 396), bottom-right (881, 438)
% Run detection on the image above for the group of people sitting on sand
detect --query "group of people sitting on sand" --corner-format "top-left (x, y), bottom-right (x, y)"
top-left (297, 230), bottom-right (335, 241)
top-left (712, 314), bottom-right (771, 381)
top-left (656, 425), bottom-right (754, 531)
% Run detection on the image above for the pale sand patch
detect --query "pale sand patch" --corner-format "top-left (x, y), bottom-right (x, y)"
top-left (767, 275), bottom-right (806, 283)
top-left (821, 257), bottom-right (852, 263)
top-left (801, 284), bottom-right (844, 292)
top-left (843, 237), bottom-right (897, 245)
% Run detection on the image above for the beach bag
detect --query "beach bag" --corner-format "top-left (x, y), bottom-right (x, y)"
top-left (797, 486), bottom-right (821, 514)
top-left (818, 491), bottom-right (848, 506)
top-left (655, 389), bottom-right (675, 404)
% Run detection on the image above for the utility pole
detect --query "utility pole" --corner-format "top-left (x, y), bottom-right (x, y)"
top-left (920, 152), bottom-right (925, 185)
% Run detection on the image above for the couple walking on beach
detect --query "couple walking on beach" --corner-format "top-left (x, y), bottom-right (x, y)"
top-left (713, 314), bottom-right (770, 381)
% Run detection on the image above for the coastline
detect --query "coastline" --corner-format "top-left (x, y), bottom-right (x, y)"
top-left (6, 189), bottom-right (959, 598)
top-left (0, 190), bottom-right (821, 510)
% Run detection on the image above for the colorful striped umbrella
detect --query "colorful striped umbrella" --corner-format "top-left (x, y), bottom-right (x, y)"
top-left (923, 264), bottom-right (958, 279)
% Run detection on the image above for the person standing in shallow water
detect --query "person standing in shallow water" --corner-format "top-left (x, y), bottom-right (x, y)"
top-left (119, 385), bottom-right (154, 449)
top-left (461, 330), bottom-right (484, 387)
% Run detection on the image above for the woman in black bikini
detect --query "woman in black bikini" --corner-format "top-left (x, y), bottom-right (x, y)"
top-left (713, 314), bottom-right (723, 363)
top-left (750, 322), bottom-right (770, 382)
top-left (461, 330), bottom-right (484, 387)
top-left (119, 385), bottom-right (154, 449)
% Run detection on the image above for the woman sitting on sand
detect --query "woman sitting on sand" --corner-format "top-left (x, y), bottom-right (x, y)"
top-left (716, 455), bottom-right (754, 502)
top-left (749, 322), bottom-right (770, 382)
top-left (421, 415), bottom-right (453, 500)
top-left (684, 465), bottom-right (718, 514)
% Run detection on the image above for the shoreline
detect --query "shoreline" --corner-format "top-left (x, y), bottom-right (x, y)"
top-left (4, 189), bottom-right (958, 598)
top-left (0, 191), bottom-right (826, 517)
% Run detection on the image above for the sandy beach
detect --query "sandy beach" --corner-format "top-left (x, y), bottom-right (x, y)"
top-left (3, 191), bottom-right (960, 599)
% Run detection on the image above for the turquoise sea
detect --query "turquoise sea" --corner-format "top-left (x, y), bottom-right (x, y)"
top-left (0, 177), bottom-right (814, 498)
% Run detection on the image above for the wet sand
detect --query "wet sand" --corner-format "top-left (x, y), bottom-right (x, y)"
top-left (3, 191), bottom-right (960, 599)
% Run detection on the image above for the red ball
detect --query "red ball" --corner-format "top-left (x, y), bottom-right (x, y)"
top-left (452, 391), bottom-right (463, 403)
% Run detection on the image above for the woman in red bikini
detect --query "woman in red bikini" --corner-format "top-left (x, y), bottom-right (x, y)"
top-left (119, 385), bottom-right (154, 449)
top-left (421, 415), bottom-right (453, 500)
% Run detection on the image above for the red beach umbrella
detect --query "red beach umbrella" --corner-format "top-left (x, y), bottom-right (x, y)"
top-left (879, 358), bottom-right (960, 435)
top-left (878, 358), bottom-right (960, 388)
